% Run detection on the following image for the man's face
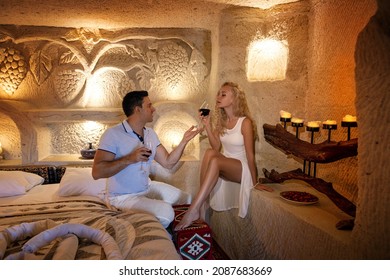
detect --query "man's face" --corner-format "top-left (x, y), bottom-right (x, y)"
top-left (141, 97), bottom-right (155, 123)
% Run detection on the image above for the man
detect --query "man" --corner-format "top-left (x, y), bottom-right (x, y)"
top-left (92, 90), bottom-right (200, 228)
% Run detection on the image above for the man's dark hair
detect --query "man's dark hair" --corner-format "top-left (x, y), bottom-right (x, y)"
top-left (122, 90), bottom-right (148, 117)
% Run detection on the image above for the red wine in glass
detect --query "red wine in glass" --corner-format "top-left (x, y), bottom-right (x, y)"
top-left (199, 108), bottom-right (210, 116)
top-left (199, 100), bottom-right (210, 116)
top-left (144, 141), bottom-right (152, 158)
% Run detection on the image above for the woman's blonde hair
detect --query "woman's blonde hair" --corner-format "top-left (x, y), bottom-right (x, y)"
top-left (213, 82), bottom-right (258, 140)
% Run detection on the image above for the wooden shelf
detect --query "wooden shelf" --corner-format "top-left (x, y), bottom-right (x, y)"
top-left (26, 108), bottom-right (125, 124)
top-left (0, 159), bottom-right (22, 167)
top-left (38, 154), bottom-right (94, 166)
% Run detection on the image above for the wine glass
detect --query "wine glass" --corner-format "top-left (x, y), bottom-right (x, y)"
top-left (198, 101), bottom-right (210, 133)
top-left (142, 140), bottom-right (153, 173)
top-left (199, 100), bottom-right (210, 117)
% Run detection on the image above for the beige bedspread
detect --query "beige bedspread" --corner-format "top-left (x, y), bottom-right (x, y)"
top-left (0, 199), bottom-right (180, 260)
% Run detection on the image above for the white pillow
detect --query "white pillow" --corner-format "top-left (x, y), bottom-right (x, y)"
top-left (23, 171), bottom-right (45, 191)
top-left (58, 167), bottom-right (106, 197)
top-left (0, 171), bottom-right (44, 197)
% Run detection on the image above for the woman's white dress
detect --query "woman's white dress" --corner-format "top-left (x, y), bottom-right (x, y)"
top-left (209, 117), bottom-right (254, 218)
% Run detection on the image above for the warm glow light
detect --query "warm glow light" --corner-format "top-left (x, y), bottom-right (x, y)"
top-left (307, 121), bottom-right (321, 128)
top-left (153, 109), bottom-right (199, 157)
top-left (83, 67), bottom-right (131, 107)
top-left (158, 122), bottom-right (189, 153)
top-left (169, 83), bottom-right (188, 101)
top-left (280, 110), bottom-right (291, 118)
top-left (82, 121), bottom-right (102, 132)
top-left (247, 38), bottom-right (288, 81)
top-left (79, 121), bottom-right (106, 147)
top-left (291, 117), bottom-right (304, 124)
top-left (343, 115), bottom-right (357, 122)
top-left (166, 130), bottom-right (183, 149)
top-left (323, 120), bottom-right (337, 125)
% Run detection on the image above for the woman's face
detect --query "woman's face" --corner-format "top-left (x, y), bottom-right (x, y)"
top-left (216, 85), bottom-right (235, 109)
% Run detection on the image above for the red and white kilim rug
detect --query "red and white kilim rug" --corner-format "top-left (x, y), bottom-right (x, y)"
top-left (171, 204), bottom-right (213, 260)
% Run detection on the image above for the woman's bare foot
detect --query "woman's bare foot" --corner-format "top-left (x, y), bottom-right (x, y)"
top-left (174, 208), bottom-right (200, 231)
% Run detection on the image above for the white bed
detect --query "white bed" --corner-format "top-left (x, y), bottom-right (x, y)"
top-left (0, 168), bottom-right (181, 260)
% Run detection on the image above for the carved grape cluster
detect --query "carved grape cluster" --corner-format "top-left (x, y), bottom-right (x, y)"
top-left (54, 70), bottom-right (85, 103)
top-left (117, 75), bottom-right (135, 98)
top-left (0, 47), bottom-right (27, 95)
top-left (158, 43), bottom-right (188, 88)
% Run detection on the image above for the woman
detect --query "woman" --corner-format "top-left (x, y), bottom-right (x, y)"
top-left (174, 82), bottom-right (272, 230)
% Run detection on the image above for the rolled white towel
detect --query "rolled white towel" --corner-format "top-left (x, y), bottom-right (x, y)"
top-left (22, 223), bottom-right (123, 260)
top-left (6, 219), bottom-right (57, 242)
top-left (0, 219), bottom-right (57, 259)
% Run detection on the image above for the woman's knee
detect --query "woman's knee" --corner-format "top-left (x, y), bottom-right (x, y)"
top-left (204, 148), bottom-right (219, 159)
top-left (208, 154), bottom-right (223, 169)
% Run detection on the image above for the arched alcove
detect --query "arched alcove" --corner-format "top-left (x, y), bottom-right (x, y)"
top-left (0, 111), bottom-right (21, 161)
top-left (151, 101), bottom-right (200, 160)
top-left (0, 101), bottom-right (38, 164)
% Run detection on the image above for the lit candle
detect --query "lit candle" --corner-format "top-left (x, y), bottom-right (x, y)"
top-left (280, 110), bottom-right (291, 118)
top-left (291, 117), bottom-right (304, 124)
top-left (307, 121), bottom-right (321, 128)
top-left (341, 114), bottom-right (357, 140)
top-left (323, 119), bottom-right (337, 125)
top-left (342, 115), bottom-right (357, 122)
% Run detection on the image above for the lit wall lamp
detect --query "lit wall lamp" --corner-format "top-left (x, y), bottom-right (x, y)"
top-left (246, 38), bottom-right (289, 82)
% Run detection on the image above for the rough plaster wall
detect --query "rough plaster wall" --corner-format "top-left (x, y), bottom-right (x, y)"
top-left (306, 0), bottom-right (377, 203)
top-left (0, 102), bottom-right (38, 163)
top-left (48, 123), bottom-right (109, 154)
top-left (354, 0), bottom-right (390, 259)
top-left (216, 2), bottom-right (310, 174)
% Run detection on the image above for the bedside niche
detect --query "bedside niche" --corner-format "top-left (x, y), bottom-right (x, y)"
top-left (0, 101), bottom-right (125, 166)
top-left (28, 108), bottom-right (125, 166)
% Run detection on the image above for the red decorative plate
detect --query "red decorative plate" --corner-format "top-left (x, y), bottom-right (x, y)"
top-left (280, 191), bottom-right (319, 205)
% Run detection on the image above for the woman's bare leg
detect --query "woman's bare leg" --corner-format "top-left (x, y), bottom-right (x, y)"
top-left (199, 148), bottom-right (218, 184)
top-left (174, 153), bottom-right (242, 230)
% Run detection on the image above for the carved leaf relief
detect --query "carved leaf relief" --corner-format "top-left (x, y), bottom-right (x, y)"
top-left (125, 44), bottom-right (144, 59)
top-left (96, 47), bottom-right (141, 70)
top-left (0, 30), bottom-right (12, 43)
top-left (60, 51), bottom-right (79, 64)
top-left (30, 50), bottom-right (52, 85)
top-left (136, 67), bottom-right (154, 90)
top-left (189, 49), bottom-right (208, 83)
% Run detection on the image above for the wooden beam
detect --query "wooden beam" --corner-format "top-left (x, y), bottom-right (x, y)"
top-left (263, 124), bottom-right (358, 163)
